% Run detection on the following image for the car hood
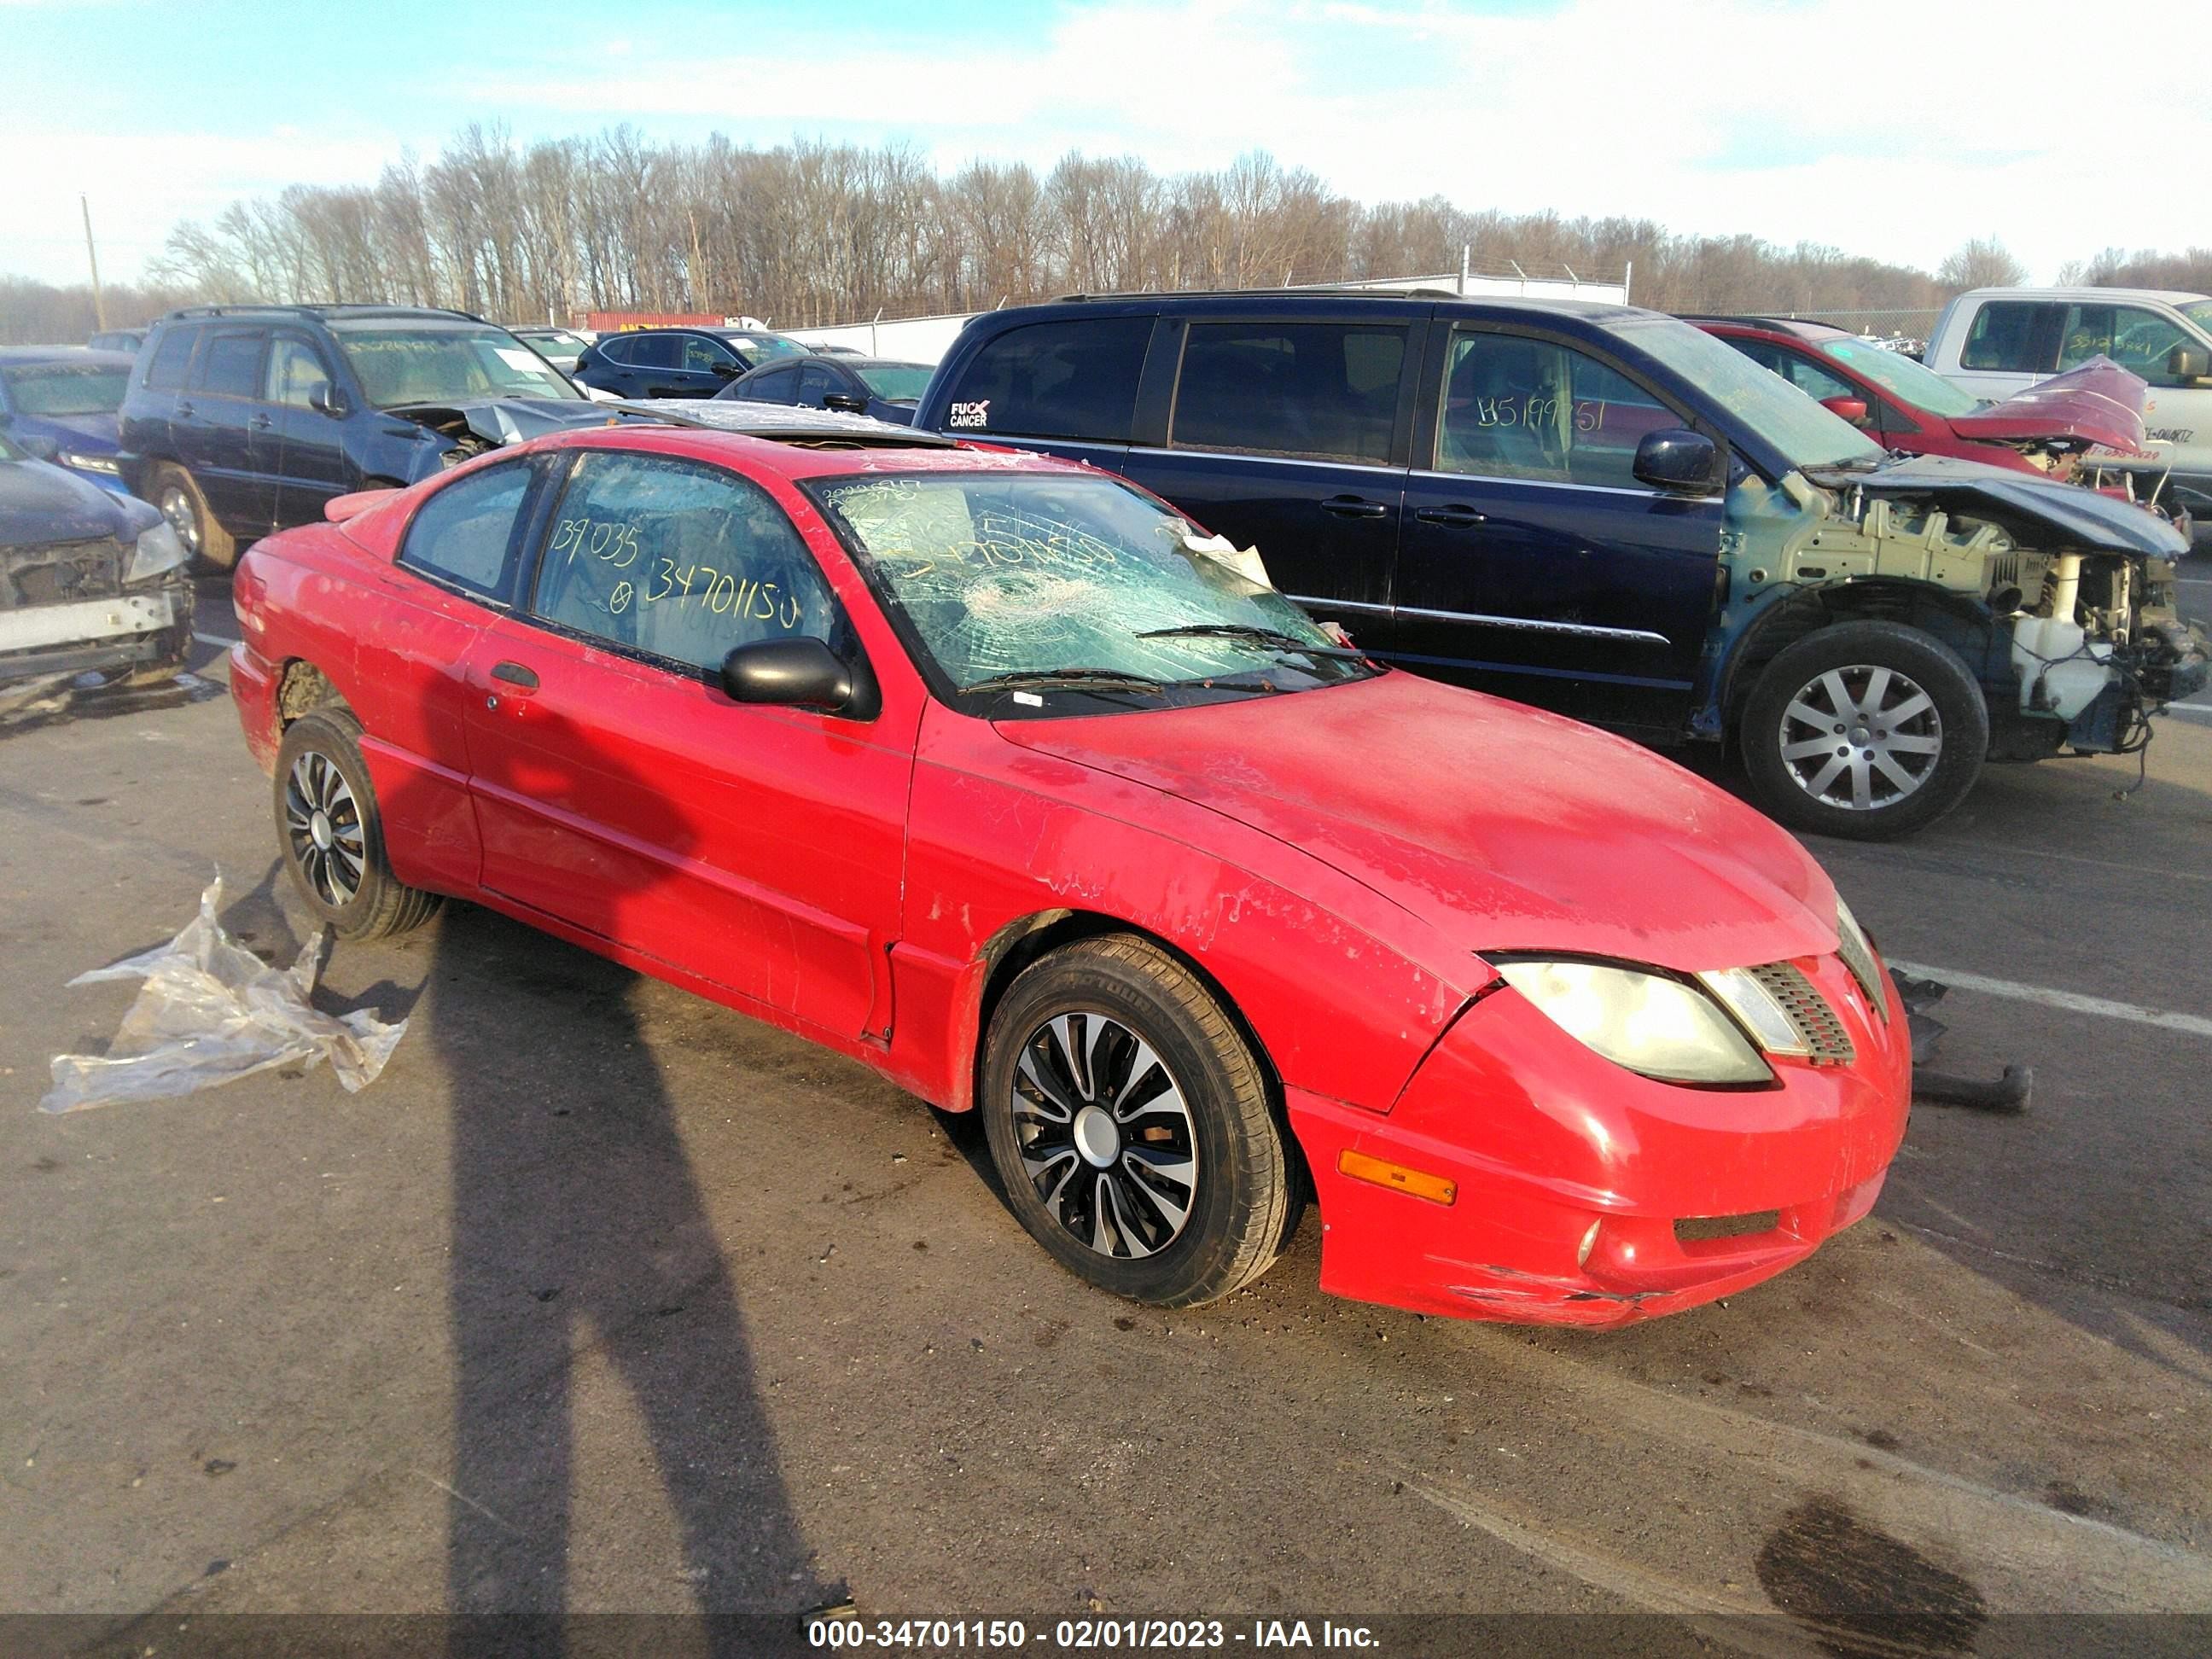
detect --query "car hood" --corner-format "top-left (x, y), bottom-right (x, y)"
top-left (995, 672), bottom-right (1837, 974)
top-left (1947, 356), bottom-right (2148, 456)
top-left (9, 410), bottom-right (122, 452)
top-left (1847, 452), bottom-right (2188, 556)
top-left (0, 456), bottom-right (149, 548)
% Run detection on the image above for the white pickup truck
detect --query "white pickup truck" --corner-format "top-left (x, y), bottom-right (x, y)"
top-left (1925, 287), bottom-right (2212, 542)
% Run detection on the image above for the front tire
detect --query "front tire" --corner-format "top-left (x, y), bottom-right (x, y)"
top-left (1740, 620), bottom-right (1988, 841)
top-left (980, 935), bottom-right (1296, 1308)
top-left (148, 463), bottom-right (236, 571)
top-left (274, 708), bottom-right (441, 940)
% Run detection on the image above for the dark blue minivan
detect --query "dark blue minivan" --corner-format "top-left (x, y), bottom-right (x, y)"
top-left (911, 292), bottom-right (2203, 839)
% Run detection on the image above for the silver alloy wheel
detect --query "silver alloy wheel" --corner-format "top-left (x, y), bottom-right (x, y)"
top-left (282, 750), bottom-right (366, 907)
top-left (159, 485), bottom-right (201, 556)
top-left (1010, 1010), bottom-right (1199, 1260)
top-left (1776, 663), bottom-right (1944, 812)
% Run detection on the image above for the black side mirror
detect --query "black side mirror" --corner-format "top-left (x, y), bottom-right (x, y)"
top-left (2168, 344), bottom-right (2210, 384)
top-left (1633, 428), bottom-right (1722, 495)
top-left (308, 384), bottom-right (345, 417)
top-left (823, 393), bottom-right (868, 415)
top-left (719, 637), bottom-right (879, 719)
top-left (711, 359), bottom-right (741, 378)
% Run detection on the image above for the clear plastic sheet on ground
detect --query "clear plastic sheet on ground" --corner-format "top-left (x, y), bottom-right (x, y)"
top-left (39, 874), bottom-right (407, 1114)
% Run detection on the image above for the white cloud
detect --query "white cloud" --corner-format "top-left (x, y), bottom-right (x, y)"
top-left (0, 129), bottom-right (401, 285)
top-left (5, 0), bottom-right (2203, 287)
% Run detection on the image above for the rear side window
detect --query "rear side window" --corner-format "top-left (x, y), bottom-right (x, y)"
top-left (1960, 303), bottom-right (2063, 373)
top-left (945, 317), bottom-right (1150, 441)
top-left (1172, 321), bottom-right (1406, 463)
top-left (532, 451), bottom-right (844, 674)
top-left (628, 335), bottom-right (682, 370)
top-left (193, 330), bottom-right (267, 398)
top-left (399, 462), bottom-right (534, 602)
top-left (143, 328), bottom-right (196, 391)
top-left (595, 336), bottom-right (634, 366)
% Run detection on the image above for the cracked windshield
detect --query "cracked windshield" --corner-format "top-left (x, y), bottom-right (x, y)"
top-left (817, 472), bottom-right (1377, 701)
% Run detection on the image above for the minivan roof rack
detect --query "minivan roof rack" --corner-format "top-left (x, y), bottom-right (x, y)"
top-left (163, 303), bottom-right (492, 325)
top-left (1055, 286), bottom-right (1462, 303)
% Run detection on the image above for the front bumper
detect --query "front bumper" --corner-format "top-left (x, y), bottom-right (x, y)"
top-left (1289, 950), bottom-right (1911, 1328)
top-left (1, 579), bottom-right (191, 684)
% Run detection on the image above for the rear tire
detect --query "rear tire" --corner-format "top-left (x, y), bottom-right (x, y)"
top-left (274, 708), bottom-right (441, 940)
top-left (981, 934), bottom-right (1296, 1308)
top-left (1740, 620), bottom-right (1988, 841)
top-left (148, 463), bottom-right (236, 571)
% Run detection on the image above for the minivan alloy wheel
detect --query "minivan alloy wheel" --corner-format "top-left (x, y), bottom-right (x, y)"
top-left (1011, 1010), bottom-right (1200, 1260)
top-left (1775, 663), bottom-right (1944, 812)
top-left (283, 750), bottom-right (365, 907)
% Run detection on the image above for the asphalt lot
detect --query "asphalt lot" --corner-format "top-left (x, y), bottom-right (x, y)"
top-left (2, 567), bottom-right (2209, 1653)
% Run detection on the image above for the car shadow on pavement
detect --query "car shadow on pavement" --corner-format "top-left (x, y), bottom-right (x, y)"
top-left (368, 687), bottom-right (839, 1646)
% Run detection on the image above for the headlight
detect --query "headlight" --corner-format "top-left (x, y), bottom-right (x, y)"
top-left (1833, 899), bottom-right (1888, 1022)
top-left (125, 521), bottom-right (189, 583)
top-left (1494, 959), bottom-right (1772, 1086)
top-left (60, 451), bottom-right (122, 475)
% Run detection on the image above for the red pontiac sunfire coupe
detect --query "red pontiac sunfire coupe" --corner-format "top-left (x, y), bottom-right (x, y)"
top-left (229, 415), bottom-right (1911, 1327)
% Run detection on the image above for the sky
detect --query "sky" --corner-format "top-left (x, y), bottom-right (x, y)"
top-left (3, 0), bottom-right (2202, 292)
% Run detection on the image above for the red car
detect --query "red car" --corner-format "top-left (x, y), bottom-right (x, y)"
top-left (228, 416), bottom-right (1912, 1327)
top-left (1693, 316), bottom-right (2157, 482)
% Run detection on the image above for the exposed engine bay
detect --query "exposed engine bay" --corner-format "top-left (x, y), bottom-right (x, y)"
top-left (1720, 455), bottom-right (2209, 759)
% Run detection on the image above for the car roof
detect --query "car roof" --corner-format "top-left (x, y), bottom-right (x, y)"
top-left (162, 303), bottom-right (489, 326)
top-left (1684, 315), bottom-right (1852, 342)
top-left (528, 411), bottom-right (1088, 483)
top-left (0, 346), bottom-right (139, 367)
top-left (840, 358), bottom-right (932, 370)
top-left (1956, 286), bottom-right (2211, 306)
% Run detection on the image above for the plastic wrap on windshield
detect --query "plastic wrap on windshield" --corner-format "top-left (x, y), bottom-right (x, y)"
top-left (39, 875), bottom-right (407, 1115)
top-left (829, 479), bottom-right (1279, 682)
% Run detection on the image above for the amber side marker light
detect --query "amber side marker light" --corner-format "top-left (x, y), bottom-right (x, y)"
top-left (1337, 1149), bottom-right (1457, 1206)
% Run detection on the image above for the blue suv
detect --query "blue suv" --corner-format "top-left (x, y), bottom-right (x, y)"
top-left (116, 305), bottom-right (589, 567)
top-left (913, 292), bottom-right (2204, 839)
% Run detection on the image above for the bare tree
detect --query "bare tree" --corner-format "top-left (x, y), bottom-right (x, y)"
top-left (1937, 237), bottom-right (2027, 289)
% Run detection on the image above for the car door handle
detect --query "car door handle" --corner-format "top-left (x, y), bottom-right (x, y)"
top-left (1414, 506), bottom-right (1487, 527)
top-left (248, 414), bottom-right (272, 430)
top-left (1320, 496), bottom-right (1391, 519)
top-left (175, 400), bottom-right (196, 419)
top-left (490, 661), bottom-right (539, 690)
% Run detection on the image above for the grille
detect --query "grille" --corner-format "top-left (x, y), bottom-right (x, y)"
top-left (3, 538), bottom-right (127, 608)
top-left (1746, 962), bottom-right (1855, 1064)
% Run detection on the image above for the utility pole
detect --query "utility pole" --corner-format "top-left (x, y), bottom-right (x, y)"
top-left (81, 195), bottom-right (107, 329)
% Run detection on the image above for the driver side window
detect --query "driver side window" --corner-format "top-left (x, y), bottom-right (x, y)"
top-left (1436, 329), bottom-right (1677, 489)
top-left (531, 451), bottom-right (847, 675)
top-left (683, 336), bottom-right (736, 373)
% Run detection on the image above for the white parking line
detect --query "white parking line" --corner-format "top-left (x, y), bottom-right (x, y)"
top-left (2166, 701), bottom-right (2212, 721)
top-left (1887, 960), bottom-right (2212, 1040)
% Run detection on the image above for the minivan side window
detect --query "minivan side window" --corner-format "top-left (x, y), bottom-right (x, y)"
top-left (398, 461), bottom-right (535, 602)
top-left (2058, 305), bottom-right (2194, 385)
top-left (1960, 302), bottom-right (2063, 373)
top-left (1435, 329), bottom-right (1678, 490)
top-left (945, 317), bottom-right (1150, 441)
top-left (1171, 322), bottom-right (1406, 464)
top-left (193, 330), bottom-right (268, 399)
top-left (532, 451), bottom-right (845, 674)
top-left (143, 328), bottom-right (196, 391)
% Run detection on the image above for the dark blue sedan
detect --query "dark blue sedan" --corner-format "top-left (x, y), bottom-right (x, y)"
top-left (716, 354), bottom-right (931, 424)
top-left (0, 348), bottom-right (136, 497)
